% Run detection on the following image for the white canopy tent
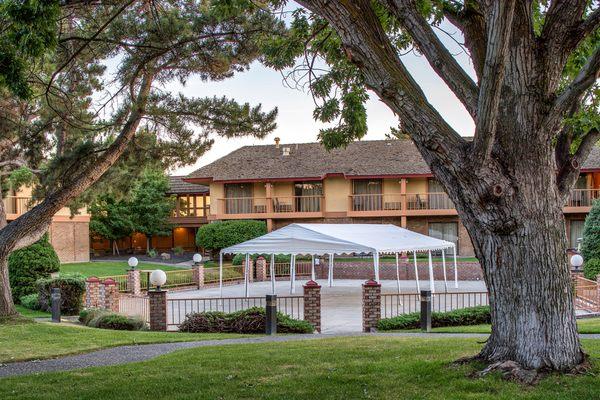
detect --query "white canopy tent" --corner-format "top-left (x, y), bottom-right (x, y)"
top-left (219, 223), bottom-right (458, 297)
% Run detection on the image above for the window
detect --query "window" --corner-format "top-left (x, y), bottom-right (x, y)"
top-left (352, 179), bottom-right (382, 211)
top-left (569, 220), bottom-right (585, 250)
top-left (428, 222), bottom-right (459, 254)
top-left (224, 183), bottom-right (252, 213)
top-left (294, 181), bottom-right (323, 212)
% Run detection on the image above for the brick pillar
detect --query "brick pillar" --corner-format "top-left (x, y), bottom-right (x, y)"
top-left (243, 258), bottom-right (254, 282)
top-left (303, 280), bottom-right (321, 333)
top-left (103, 278), bottom-right (120, 312)
top-left (85, 277), bottom-right (100, 308)
top-left (127, 268), bottom-right (141, 296)
top-left (149, 290), bottom-right (168, 331)
top-left (255, 257), bottom-right (267, 282)
top-left (192, 263), bottom-right (205, 288)
top-left (362, 279), bottom-right (381, 333)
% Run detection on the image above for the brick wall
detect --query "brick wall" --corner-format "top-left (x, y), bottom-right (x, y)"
top-left (49, 220), bottom-right (90, 263)
top-left (303, 281), bottom-right (321, 332)
top-left (362, 280), bottom-right (381, 332)
top-left (103, 279), bottom-right (120, 312)
top-left (127, 269), bottom-right (141, 296)
top-left (85, 277), bottom-right (100, 308)
top-left (192, 264), bottom-right (205, 288)
top-left (255, 257), bottom-right (267, 282)
top-left (149, 290), bottom-right (167, 331)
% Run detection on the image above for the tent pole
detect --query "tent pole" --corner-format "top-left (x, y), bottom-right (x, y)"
top-left (311, 255), bottom-right (315, 281)
top-left (413, 251), bottom-right (420, 292)
top-left (441, 249), bottom-right (448, 292)
top-left (245, 253), bottom-right (250, 298)
top-left (427, 250), bottom-right (435, 294)
top-left (394, 252), bottom-right (400, 292)
top-left (374, 252), bottom-right (380, 282)
top-left (328, 253), bottom-right (334, 287)
top-left (290, 254), bottom-right (296, 294)
top-left (270, 253), bottom-right (275, 294)
top-left (453, 245), bottom-right (459, 288)
top-left (219, 252), bottom-right (223, 298)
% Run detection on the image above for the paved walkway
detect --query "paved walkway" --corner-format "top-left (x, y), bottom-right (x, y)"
top-left (2, 332), bottom-right (599, 379)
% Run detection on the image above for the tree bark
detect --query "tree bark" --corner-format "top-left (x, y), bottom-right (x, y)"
top-left (0, 253), bottom-right (17, 316)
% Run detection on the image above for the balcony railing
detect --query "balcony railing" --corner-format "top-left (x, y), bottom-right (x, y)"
top-left (219, 196), bottom-right (324, 215)
top-left (2, 196), bottom-right (35, 216)
top-left (566, 189), bottom-right (600, 208)
top-left (273, 196), bottom-right (323, 213)
top-left (220, 197), bottom-right (269, 215)
top-left (349, 193), bottom-right (403, 212)
top-left (405, 192), bottom-right (454, 210)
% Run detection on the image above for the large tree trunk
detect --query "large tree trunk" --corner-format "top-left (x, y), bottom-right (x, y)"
top-left (0, 254), bottom-right (17, 316)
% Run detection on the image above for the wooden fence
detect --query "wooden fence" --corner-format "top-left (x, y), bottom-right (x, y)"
top-left (574, 275), bottom-right (599, 312)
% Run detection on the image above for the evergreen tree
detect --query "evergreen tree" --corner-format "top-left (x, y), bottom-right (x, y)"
top-left (89, 194), bottom-right (135, 255)
top-left (581, 200), bottom-right (600, 267)
top-left (129, 170), bottom-right (174, 253)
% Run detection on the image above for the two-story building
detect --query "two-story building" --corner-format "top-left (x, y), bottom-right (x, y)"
top-left (90, 176), bottom-right (210, 255)
top-left (185, 138), bottom-right (600, 257)
top-left (3, 186), bottom-right (91, 263)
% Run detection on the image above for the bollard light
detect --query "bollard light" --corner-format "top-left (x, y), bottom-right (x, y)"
top-left (150, 269), bottom-right (167, 291)
top-left (193, 253), bottom-right (202, 264)
top-left (128, 256), bottom-right (139, 269)
top-left (571, 254), bottom-right (584, 269)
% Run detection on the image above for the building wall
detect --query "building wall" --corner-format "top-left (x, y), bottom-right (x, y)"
top-left (324, 177), bottom-right (350, 212)
top-left (209, 183), bottom-right (224, 215)
top-left (406, 178), bottom-right (428, 193)
top-left (49, 218), bottom-right (90, 263)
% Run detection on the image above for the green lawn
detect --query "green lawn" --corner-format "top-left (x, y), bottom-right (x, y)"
top-left (0, 320), bottom-right (247, 363)
top-left (1, 336), bottom-right (599, 399)
top-left (14, 305), bottom-right (50, 319)
top-left (60, 261), bottom-right (188, 277)
top-left (396, 318), bottom-right (600, 334)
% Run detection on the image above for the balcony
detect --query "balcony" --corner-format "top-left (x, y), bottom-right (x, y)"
top-left (348, 192), bottom-right (457, 217)
top-left (2, 196), bottom-right (35, 219)
top-left (217, 196), bottom-right (324, 219)
top-left (565, 189), bottom-right (600, 213)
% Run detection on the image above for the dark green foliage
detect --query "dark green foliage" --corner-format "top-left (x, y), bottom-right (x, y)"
top-left (584, 258), bottom-right (600, 280)
top-left (196, 220), bottom-right (267, 252)
top-left (36, 274), bottom-right (86, 315)
top-left (231, 253), bottom-right (291, 265)
top-left (179, 307), bottom-right (314, 334)
top-left (8, 236), bottom-right (60, 301)
top-left (89, 194), bottom-right (135, 245)
top-left (377, 306), bottom-right (491, 331)
top-left (19, 293), bottom-right (40, 310)
top-left (79, 308), bottom-right (147, 331)
top-left (582, 200), bottom-right (600, 263)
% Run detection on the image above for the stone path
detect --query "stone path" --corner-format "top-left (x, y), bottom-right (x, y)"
top-left (2, 332), bottom-right (599, 379)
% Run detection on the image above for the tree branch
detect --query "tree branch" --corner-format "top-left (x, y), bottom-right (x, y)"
top-left (557, 128), bottom-right (600, 197)
top-left (545, 45), bottom-right (600, 133)
top-left (577, 6), bottom-right (600, 39)
top-left (383, 0), bottom-right (479, 118)
top-left (471, 0), bottom-right (516, 164)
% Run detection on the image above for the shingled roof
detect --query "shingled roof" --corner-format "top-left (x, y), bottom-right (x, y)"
top-left (167, 176), bottom-right (209, 194)
top-left (185, 139), bottom-right (600, 183)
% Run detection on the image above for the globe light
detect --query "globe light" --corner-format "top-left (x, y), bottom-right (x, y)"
top-left (193, 253), bottom-right (202, 264)
top-left (570, 254), bottom-right (584, 268)
top-left (128, 257), bottom-right (139, 269)
top-left (150, 269), bottom-right (167, 289)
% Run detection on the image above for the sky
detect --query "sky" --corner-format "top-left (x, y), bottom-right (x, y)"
top-left (170, 16), bottom-right (476, 176)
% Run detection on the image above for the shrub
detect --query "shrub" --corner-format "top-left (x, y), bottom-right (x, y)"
top-left (582, 200), bottom-right (600, 261)
top-left (79, 309), bottom-right (147, 330)
top-left (377, 306), bottom-right (491, 331)
top-left (147, 248), bottom-right (158, 258)
top-left (8, 235), bottom-right (60, 301)
top-left (19, 293), bottom-right (40, 310)
top-left (584, 258), bottom-right (600, 280)
top-left (173, 246), bottom-right (185, 256)
top-left (231, 253), bottom-right (291, 265)
top-left (196, 220), bottom-right (267, 255)
top-left (179, 307), bottom-right (314, 334)
top-left (37, 274), bottom-right (86, 315)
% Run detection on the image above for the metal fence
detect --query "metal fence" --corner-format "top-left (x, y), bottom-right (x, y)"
top-left (574, 275), bottom-right (599, 312)
top-left (204, 266), bottom-right (244, 284)
top-left (266, 262), bottom-right (312, 278)
top-left (381, 291), bottom-right (489, 318)
top-left (119, 295), bottom-right (150, 323)
top-left (167, 295), bottom-right (304, 328)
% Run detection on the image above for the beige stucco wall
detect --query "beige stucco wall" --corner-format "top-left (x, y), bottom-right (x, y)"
top-left (324, 178), bottom-right (350, 212)
top-left (48, 220), bottom-right (90, 263)
top-left (406, 178), bottom-right (428, 193)
top-left (383, 179), bottom-right (402, 193)
top-left (209, 183), bottom-right (224, 214)
top-left (273, 182), bottom-right (294, 197)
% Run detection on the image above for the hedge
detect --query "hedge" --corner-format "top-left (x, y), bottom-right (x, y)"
top-left (582, 200), bottom-right (600, 262)
top-left (8, 235), bottom-right (60, 301)
top-left (584, 258), bottom-right (600, 280)
top-left (196, 220), bottom-right (267, 253)
top-left (19, 293), bottom-right (41, 310)
top-left (377, 306), bottom-right (491, 331)
top-left (79, 308), bottom-right (147, 331)
top-left (37, 274), bottom-right (86, 315)
top-left (179, 307), bottom-right (314, 334)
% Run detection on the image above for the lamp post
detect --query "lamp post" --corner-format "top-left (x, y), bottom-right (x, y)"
top-left (570, 253), bottom-right (584, 273)
top-left (128, 256), bottom-right (139, 270)
top-left (193, 253), bottom-right (202, 266)
top-left (150, 269), bottom-right (167, 291)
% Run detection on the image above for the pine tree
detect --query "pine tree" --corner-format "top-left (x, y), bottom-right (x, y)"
top-left (581, 200), bottom-right (600, 276)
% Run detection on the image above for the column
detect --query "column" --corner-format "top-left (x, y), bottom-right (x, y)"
top-left (103, 278), bottom-right (120, 312)
top-left (303, 280), bottom-right (322, 333)
top-left (192, 263), bottom-right (205, 288)
top-left (127, 268), bottom-right (141, 296)
top-left (362, 279), bottom-right (381, 333)
top-left (255, 256), bottom-right (267, 282)
top-left (85, 277), bottom-right (100, 308)
top-left (149, 290), bottom-right (168, 331)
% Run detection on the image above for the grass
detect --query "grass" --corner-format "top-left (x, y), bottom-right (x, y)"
top-left (395, 318), bottom-right (600, 334)
top-left (0, 336), bottom-right (599, 399)
top-left (0, 320), bottom-right (247, 363)
top-left (60, 261), bottom-right (188, 277)
top-left (14, 305), bottom-right (50, 319)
